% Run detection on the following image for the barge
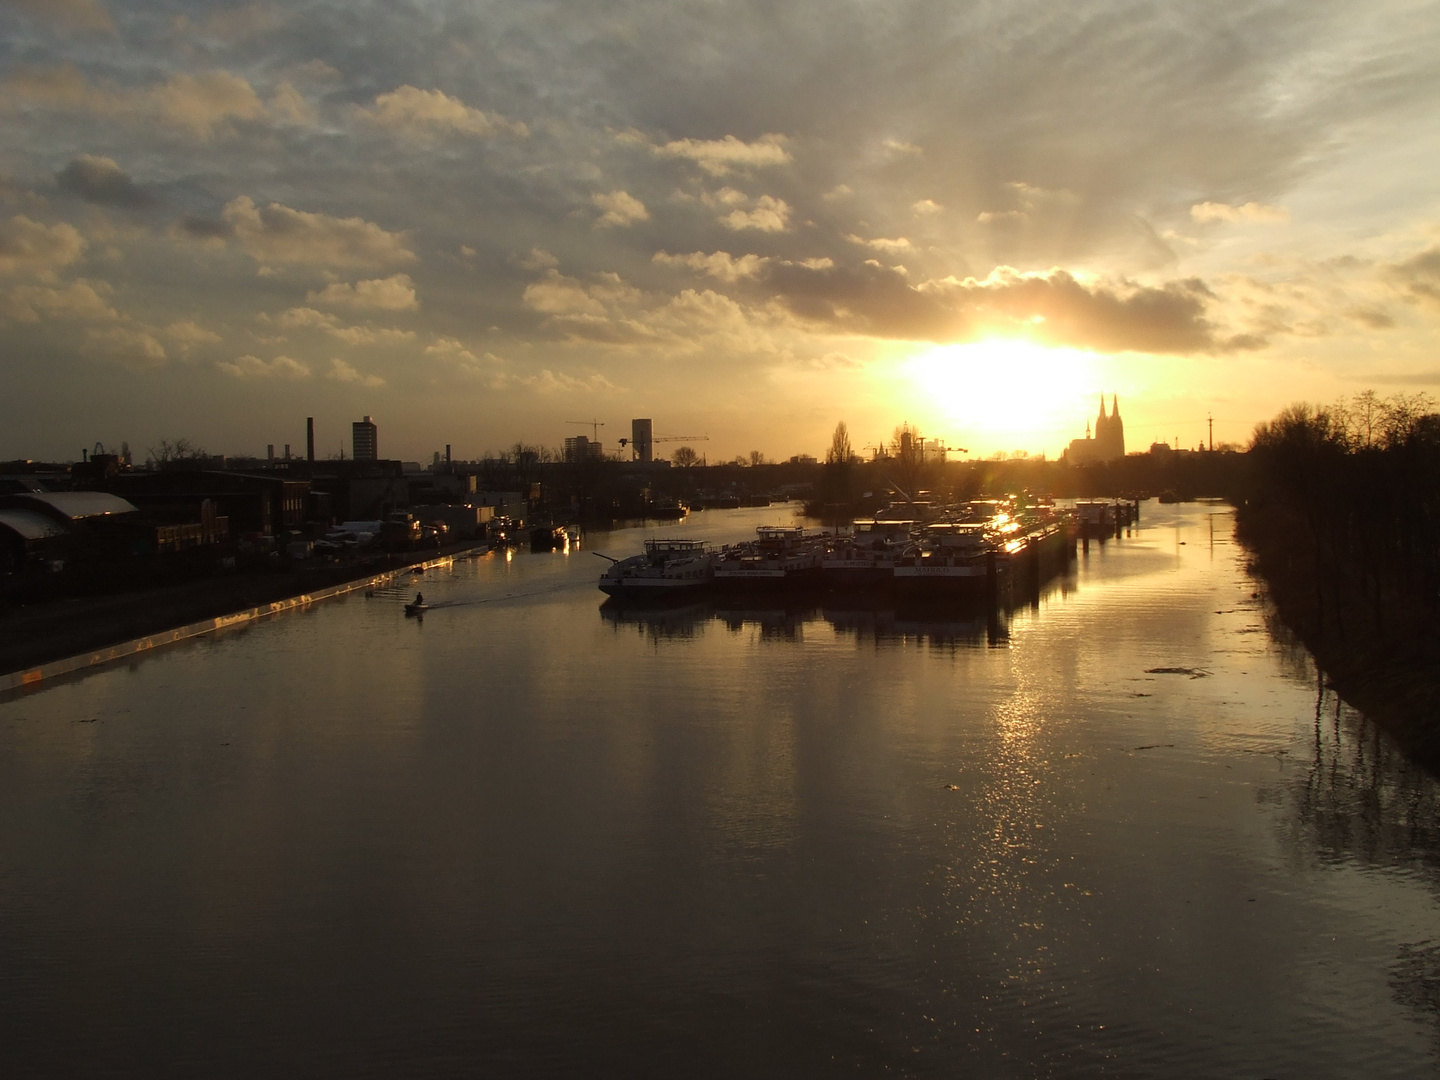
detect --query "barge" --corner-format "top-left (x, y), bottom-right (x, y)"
top-left (599, 502), bottom-right (1084, 607)
top-left (598, 538), bottom-right (712, 600)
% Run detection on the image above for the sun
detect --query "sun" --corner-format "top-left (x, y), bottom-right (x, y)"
top-left (898, 340), bottom-right (1100, 456)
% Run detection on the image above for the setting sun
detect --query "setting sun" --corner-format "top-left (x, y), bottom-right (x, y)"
top-left (900, 340), bottom-right (1101, 457)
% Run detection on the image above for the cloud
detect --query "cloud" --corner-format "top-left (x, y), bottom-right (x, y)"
top-left (424, 336), bottom-right (484, 365)
top-left (171, 3), bottom-right (284, 43)
top-left (592, 190), bottom-right (649, 228)
top-left (882, 138), bottom-right (922, 155)
top-left (215, 354), bottom-right (310, 379)
top-left (1347, 307), bottom-right (1395, 329)
top-left (0, 216), bottom-right (86, 276)
top-left (977, 209), bottom-right (1025, 225)
top-left (757, 260), bottom-right (1247, 353)
top-left (148, 72), bottom-right (266, 136)
top-left (308, 274), bottom-right (418, 311)
top-left (7, 0), bottom-right (114, 33)
top-left (655, 133), bottom-right (790, 176)
top-left (653, 250), bottom-right (768, 283)
top-left (56, 156), bottom-right (150, 208)
top-left (1389, 245), bottom-right (1440, 304)
top-left (503, 369), bottom-right (618, 395)
top-left (522, 269), bottom-right (608, 316)
top-left (519, 248), bottom-right (558, 270)
top-left (275, 306), bottom-right (338, 331)
top-left (325, 357), bottom-right (386, 387)
top-left (720, 194), bottom-right (791, 232)
top-left (1, 279), bottom-right (115, 323)
top-left (912, 199), bottom-right (942, 215)
top-left (975, 182), bottom-right (1077, 227)
top-left (275, 306), bottom-right (415, 345)
top-left (2, 64), bottom-right (104, 110)
top-left (846, 234), bottom-right (913, 253)
top-left (165, 320), bottom-right (222, 351)
top-left (267, 82), bottom-right (314, 126)
top-left (1190, 201), bottom-right (1290, 224)
top-left (219, 197), bottom-right (415, 269)
top-left (1361, 370), bottom-right (1440, 386)
top-left (3, 65), bottom-right (268, 138)
top-left (82, 326), bottom-right (167, 369)
top-left (360, 85), bottom-right (527, 138)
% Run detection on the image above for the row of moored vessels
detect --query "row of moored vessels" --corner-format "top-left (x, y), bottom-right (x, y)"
top-left (598, 502), bottom-right (1079, 604)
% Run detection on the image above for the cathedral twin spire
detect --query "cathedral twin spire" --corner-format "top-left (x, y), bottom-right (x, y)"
top-left (1067, 393), bottom-right (1127, 462)
top-left (1093, 394), bottom-right (1125, 460)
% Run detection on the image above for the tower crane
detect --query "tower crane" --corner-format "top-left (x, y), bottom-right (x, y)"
top-left (566, 419), bottom-right (605, 441)
top-left (617, 434), bottom-right (710, 449)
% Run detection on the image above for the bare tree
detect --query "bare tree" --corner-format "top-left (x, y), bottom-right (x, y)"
top-left (147, 437), bottom-right (204, 468)
top-left (1380, 392), bottom-right (1436, 447)
top-left (889, 422), bottom-right (924, 498)
top-left (672, 445), bottom-right (700, 468)
top-left (1351, 390), bottom-right (1380, 448)
top-left (826, 421), bottom-right (853, 465)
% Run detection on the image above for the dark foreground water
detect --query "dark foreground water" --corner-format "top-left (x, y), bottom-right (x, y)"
top-left (2, 502), bottom-right (1438, 1078)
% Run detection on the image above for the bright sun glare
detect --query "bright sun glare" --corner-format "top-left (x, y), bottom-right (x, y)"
top-left (901, 340), bottom-right (1099, 456)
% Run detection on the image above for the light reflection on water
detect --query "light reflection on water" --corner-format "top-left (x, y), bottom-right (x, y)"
top-left (1, 502), bottom-right (1438, 1077)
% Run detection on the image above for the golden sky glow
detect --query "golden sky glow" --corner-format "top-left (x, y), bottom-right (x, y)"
top-left (902, 342), bottom-right (1099, 456)
top-left (2, 1), bottom-right (1439, 462)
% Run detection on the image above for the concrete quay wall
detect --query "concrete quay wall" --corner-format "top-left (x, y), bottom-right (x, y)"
top-left (1, 549), bottom-right (473, 693)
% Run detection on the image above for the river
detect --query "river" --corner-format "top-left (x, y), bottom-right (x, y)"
top-left (1, 501), bottom-right (1437, 1077)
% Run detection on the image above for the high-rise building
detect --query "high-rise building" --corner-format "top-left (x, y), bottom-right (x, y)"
top-left (564, 435), bottom-right (604, 463)
top-left (631, 418), bottom-right (653, 462)
top-left (353, 415), bottom-right (378, 461)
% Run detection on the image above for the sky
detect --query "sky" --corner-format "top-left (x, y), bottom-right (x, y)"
top-left (2, 0), bottom-right (1439, 464)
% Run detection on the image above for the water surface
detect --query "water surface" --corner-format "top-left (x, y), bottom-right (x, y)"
top-left (2, 502), bottom-right (1437, 1077)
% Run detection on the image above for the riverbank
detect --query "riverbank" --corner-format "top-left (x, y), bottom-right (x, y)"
top-left (1237, 501), bottom-right (1440, 776)
top-left (0, 542), bottom-right (486, 687)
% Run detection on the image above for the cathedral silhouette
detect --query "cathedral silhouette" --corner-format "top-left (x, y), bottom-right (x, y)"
top-left (1065, 395), bottom-right (1126, 464)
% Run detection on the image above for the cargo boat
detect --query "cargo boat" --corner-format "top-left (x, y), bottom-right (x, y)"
top-left (893, 522), bottom-right (998, 601)
top-left (821, 519), bottom-right (914, 590)
top-left (712, 525), bottom-right (824, 590)
top-left (598, 538), bottom-right (712, 600)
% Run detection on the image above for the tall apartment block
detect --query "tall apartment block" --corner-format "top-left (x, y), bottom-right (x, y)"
top-left (352, 415), bottom-right (378, 461)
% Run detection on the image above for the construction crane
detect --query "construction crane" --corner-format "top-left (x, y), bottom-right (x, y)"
top-left (617, 434), bottom-right (710, 449)
top-left (565, 419), bottom-right (605, 441)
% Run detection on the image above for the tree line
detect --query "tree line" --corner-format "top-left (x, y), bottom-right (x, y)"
top-left (1238, 391), bottom-right (1440, 769)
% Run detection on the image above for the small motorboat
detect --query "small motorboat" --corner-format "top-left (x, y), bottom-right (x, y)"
top-left (405, 593), bottom-right (428, 616)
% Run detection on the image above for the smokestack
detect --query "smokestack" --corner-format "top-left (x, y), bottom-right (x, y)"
top-left (445, 444), bottom-right (451, 465)
top-left (284, 444), bottom-right (291, 460)
top-left (267, 444), bottom-right (275, 462)
top-left (306, 417), bottom-right (315, 462)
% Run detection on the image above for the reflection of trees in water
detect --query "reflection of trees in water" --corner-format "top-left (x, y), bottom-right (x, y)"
top-left (1287, 681), bottom-right (1440, 874)
top-left (1279, 667), bottom-right (1440, 1048)
top-left (1265, 603), bottom-right (1440, 873)
top-left (1392, 940), bottom-right (1440, 1056)
top-left (1260, 570), bottom-right (1440, 1047)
